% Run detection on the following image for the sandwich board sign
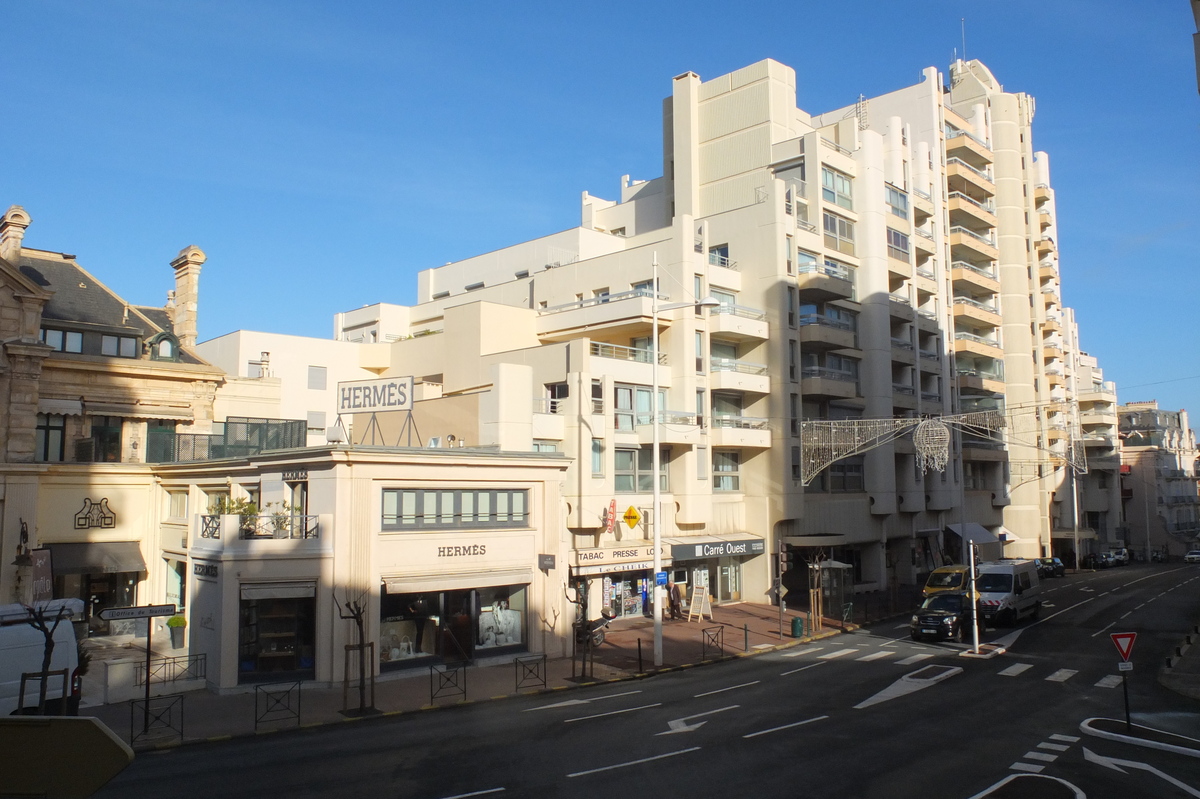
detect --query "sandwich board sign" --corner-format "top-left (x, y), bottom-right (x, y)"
top-left (1110, 632), bottom-right (1137, 662)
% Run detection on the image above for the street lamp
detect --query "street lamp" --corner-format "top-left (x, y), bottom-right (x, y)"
top-left (651, 253), bottom-right (721, 667)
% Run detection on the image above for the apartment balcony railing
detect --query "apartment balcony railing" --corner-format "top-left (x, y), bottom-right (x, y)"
top-left (540, 288), bottom-right (661, 314)
top-left (710, 357), bottom-right (769, 376)
top-left (946, 157), bottom-right (994, 182)
top-left (946, 128), bottom-right (989, 148)
top-left (913, 187), bottom-right (932, 201)
top-left (534, 398), bottom-right (566, 415)
top-left (590, 342), bottom-right (664, 364)
top-left (917, 308), bottom-right (939, 321)
top-left (962, 436), bottom-right (1006, 451)
top-left (797, 261), bottom-right (853, 281)
top-left (889, 294), bottom-right (912, 308)
top-left (919, 349), bottom-right (940, 361)
top-left (892, 384), bottom-right (916, 396)
top-left (200, 514), bottom-right (320, 541)
top-left (921, 392), bottom-right (942, 402)
top-left (953, 296), bottom-right (999, 313)
top-left (914, 227), bottom-right (935, 241)
top-left (950, 226), bottom-right (996, 247)
top-left (802, 366), bottom-right (857, 382)
top-left (916, 265), bottom-right (935, 279)
top-left (710, 415), bottom-right (770, 430)
top-left (948, 191), bottom-right (995, 213)
top-left (708, 252), bottom-right (739, 270)
top-left (821, 137), bottom-right (853, 156)
top-left (712, 304), bottom-right (767, 321)
top-left (955, 331), bottom-right (1002, 348)
top-left (798, 314), bottom-right (854, 331)
top-left (627, 411), bottom-right (703, 428)
top-left (957, 366), bottom-right (1005, 381)
top-left (951, 260), bottom-right (998, 280)
top-left (891, 337), bottom-right (914, 350)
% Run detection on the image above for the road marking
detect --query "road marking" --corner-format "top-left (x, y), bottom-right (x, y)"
top-left (782, 646), bottom-right (824, 658)
top-left (1010, 762), bottom-right (1045, 773)
top-left (854, 665), bottom-right (962, 709)
top-left (857, 651), bottom-right (894, 662)
top-left (1091, 621), bottom-right (1116, 637)
top-left (1049, 733), bottom-right (1080, 742)
top-left (742, 714), bottom-right (828, 739)
top-left (1023, 751), bottom-right (1058, 762)
top-left (525, 690), bottom-right (642, 711)
top-left (567, 747), bottom-right (700, 778)
top-left (1046, 669), bottom-right (1077, 683)
top-left (438, 790), bottom-right (505, 799)
top-left (1084, 747), bottom-right (1200, 797)
top-left (1038, 742), bottom-right (1070, 752)
top-left (818, 648), bottom-right (859, 660)
top-left (998, 663), bottom-right (1033, 677)
top-left (781, 662), bottom-right (827, 677)
top-left (1120, 611), bottom-right (1132, 619)
top-left (656, 705), bottom-right (740, 735)
top-left (694, 681), bottom-right (758, 698)
top-left (896, 654), bottom-right (933, 665)
top-left (893, 623), bottom-right (909, 630)
top-left (1095, 675), bottom-right (1123, 689)
top-left (565, 703), bottom-right (661, 723)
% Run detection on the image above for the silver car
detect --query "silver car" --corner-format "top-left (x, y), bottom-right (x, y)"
top-left (1185, 550), bottom-right (1200, 564)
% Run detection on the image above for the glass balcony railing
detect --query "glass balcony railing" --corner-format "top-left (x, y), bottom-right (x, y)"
top-left (950, 226), bottom-right (996, 247)
top-left (798, 314), bottom-right (854, 331)
top-left (710, 415), bottom-right (769, 430)
top-left (951, 260), bottom-right (997, 280)
top-left (540, 288), bottom-right (661, 314)
top-left (946, 157), bottom-right (994, 183)
top-left (802, 366), bottom-right (857, 382)
top-left (590, 342), bottom-right (664, 364)
top-left (710, 357), bottom-right (769, 375)
top-left (712, 304), bottom-right (767, 321)
top-left (953, 296), bottom-right (999, 313)
top-left (955, 332), bottom-right (1002, 348)
top-left (796, 261), bottom-right (852, 281)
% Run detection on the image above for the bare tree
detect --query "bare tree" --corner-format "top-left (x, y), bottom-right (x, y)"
top-left (334, 590), bottom-right (371, 714)
top-left (23, 603), bottom-right (71, 715)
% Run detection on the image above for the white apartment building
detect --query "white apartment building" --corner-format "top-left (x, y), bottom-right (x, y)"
top-left (1118, 401), bottom-right (1200, 559)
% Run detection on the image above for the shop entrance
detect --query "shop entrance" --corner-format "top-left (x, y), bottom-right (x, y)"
top-left (379, 584), bottom-right (528, 671)
top-left (603, 572), bottom-right (649, 619)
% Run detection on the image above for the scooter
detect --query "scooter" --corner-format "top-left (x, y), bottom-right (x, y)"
top-left (575, 607), bottom-right (617, 648)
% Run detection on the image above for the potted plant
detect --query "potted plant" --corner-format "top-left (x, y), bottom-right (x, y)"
top-left (166, 614), bottom-right (187, 649)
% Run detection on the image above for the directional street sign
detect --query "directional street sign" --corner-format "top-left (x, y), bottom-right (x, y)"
top-left (1111, 631), bottom-right (1137, 662)
top-left (98, 603), bottom-right (175, 621)
top-left (656, 571), bottom-right (668, 586)
top-left (623, 505), bottom-right (642, 529)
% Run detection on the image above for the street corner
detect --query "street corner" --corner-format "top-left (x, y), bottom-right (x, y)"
top-left (1080, 717), bottom-right (1200, 757)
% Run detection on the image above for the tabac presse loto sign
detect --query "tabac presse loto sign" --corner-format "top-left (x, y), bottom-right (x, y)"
top-left (337, 376), bottom-right (415, 414)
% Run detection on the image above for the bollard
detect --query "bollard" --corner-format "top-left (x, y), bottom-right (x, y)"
top-left (637, 638), bottom-right (643, 673)
top-left (744, 624), bottom-right (749, 651)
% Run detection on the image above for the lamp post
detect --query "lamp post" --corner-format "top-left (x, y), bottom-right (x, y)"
top-left (651, 253), bottom-right (720, 667)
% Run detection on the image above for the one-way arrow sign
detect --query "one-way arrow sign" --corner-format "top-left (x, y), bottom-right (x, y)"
top-left (1111, 632), bottom-right (1137, 662)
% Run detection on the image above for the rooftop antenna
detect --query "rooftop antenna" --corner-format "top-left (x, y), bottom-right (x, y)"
top-left (961, 18), bottom-right (967, 62)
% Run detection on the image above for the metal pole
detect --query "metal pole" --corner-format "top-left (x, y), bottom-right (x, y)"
top-left (1142, 455), bottom-right (1152, 564)
top-left (652, 253), bottom-right (663, 667)
top-left (969, 542), bottom-right (979, 655)
top-left (1122, 671), bottom-right (1131, 732)
top-left (144, 622), bottom-right (152, 734)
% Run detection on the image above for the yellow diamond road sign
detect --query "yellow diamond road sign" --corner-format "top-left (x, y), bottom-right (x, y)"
top-left (623, 506), bottom-right (642, 529)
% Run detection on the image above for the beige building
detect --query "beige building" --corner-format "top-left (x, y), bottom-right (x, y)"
top-left (1118, 401), bottom-right (1200, 559)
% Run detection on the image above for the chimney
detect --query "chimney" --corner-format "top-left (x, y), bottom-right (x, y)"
top-left (169, 245), bottom-right (205, 350)
top-left (0, 205), bottom-right (31, 263)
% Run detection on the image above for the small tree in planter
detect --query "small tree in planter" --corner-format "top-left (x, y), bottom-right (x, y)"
top-left (210, 496), bottom-right (260, 537)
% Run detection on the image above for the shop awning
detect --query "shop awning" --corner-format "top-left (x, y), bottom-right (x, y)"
top-left (782, 534), bottom-right (848, 548)
top-left (85, 402), bottom-right (194, 421)
top-left (46, 542), bottom-right (146, 575)
top-left (664, 533), bottom-right (766, 561)
top-left (38, 398), bottom-right (83, 416)
top-left (240, 582), bottom-right (315, 600)
top-left (945, 523), bottom-right (999, 545)
top-left (382, 569), bottom-right (532, 595)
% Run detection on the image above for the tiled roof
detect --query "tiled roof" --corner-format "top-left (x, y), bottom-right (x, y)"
top-left (19, 254), bottom-right (153, 334)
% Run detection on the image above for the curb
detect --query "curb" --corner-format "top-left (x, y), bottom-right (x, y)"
top-left (1162, 625), bottom-right (1198, 670)
top-left (1080, 717), bottom-right (1200, 758)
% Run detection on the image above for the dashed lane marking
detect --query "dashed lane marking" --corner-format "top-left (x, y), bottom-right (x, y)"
top-left (999, 663), bottom-right (1034, 677)
top-left (817, 648), bottom-right (859, 660)
top-left (1046, 669), bottom-right (1077, 683)
top-left (1010, 762), bottom-right (1044, 773)
top-left (1038, 742), bottom-right (1070, 752)
top-left (694, 681), bottom-right (759, 698)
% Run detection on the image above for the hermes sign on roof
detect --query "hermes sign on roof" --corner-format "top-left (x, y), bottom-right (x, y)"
top-left (337, 376), bottom-right (414, 414)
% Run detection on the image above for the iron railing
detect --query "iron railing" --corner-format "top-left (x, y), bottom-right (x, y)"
top-left (708, 252), bottom-right (739, 271)
top-left (154, 417), bottom-right (308, 463)
top-left (135, 653), bottom-right (206, 686)
top-left (589, 342), bottom-right (664, 364)
top-left (711, 304), bottom-right (767, 321)
top-left (710, 415), bottom-right (769, 430)
top-left (710, 358), bottom-right (768, 375)
top-left (199, 514), bottom-right (320, 540)
top-left (539, 288), bottom-right (660, 314)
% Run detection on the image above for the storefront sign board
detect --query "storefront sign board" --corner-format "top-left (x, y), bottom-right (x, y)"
top-left (670, 539), bottom-right (765, 561)
top-left (337, 376), bottom-right (414, 413)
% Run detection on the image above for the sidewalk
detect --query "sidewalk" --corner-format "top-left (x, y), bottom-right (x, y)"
top-left (80, 603), bottom-right (842, 748)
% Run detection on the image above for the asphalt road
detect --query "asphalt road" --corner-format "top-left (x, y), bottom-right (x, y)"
top-left (96, 564), bottom-right (1200, 799)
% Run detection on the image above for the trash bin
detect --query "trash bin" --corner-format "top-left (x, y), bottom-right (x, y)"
top-left (791, 616), bottom-right (805, 638)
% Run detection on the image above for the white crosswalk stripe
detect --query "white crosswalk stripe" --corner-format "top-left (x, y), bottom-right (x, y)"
top-left (856, 651), bottom-right (894, 662)
top-left (1094, 675), bottom-right (1122, 689)
top-left (1010, 762), bottom-right (1044, 773)
top-left (817, 648), bottom-right (860, 660)
top-left (998, 663), bottom-right (1033, 677)
top-left (895, 653), bottom-right (933, 665)
top-left (1046, 669), bottom-right (1077, 683)
top-left (1023, 751), bottom-right (1058, 762)
top-left (1049, 734), bottom-right (1079, 743)
top-left (781, 646), bottom-right (824, 658)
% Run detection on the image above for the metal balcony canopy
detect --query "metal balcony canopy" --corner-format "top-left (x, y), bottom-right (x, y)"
top-left (945, 523), bottom-right (998, 544)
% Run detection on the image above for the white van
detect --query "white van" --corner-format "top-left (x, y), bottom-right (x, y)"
top-left (975, 560), bottom-right (1042, 627)
top-left (0, 598), bottom-right (83, 715)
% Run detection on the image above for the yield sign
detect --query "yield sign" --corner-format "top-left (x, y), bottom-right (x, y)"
top-left (1111, 632), bottom-right (1137, 662)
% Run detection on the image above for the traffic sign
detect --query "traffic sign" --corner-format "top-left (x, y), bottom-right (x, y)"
top-left (656, 571), bottom-right (668, 586)
top-left (623, 506), bottom-right (642, 529)
top-left (98, 603), bottom-right (175, 621)
top-left (604, 499), bottom-right (617, 535)
top-left (1118, 662), bottom-right (1133, 672)
top-left (1111, 631), bottom-right (1137, 662)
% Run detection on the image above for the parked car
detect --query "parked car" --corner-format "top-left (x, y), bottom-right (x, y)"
top-left (1185, 551), bottom-right (1200, 564)
top-left (910, 592), bottom-right (979, 643)
top-left (1036, 557), bottom-right (1065, 578)
top-left (0, 599), bottom-right (84, 716)
top-left (1108, 548), bottom-right (1129, 566)
top-left (1094, 553), bottom-right (1114, 569)
top-left (922, 565), bottom-right (973, 598)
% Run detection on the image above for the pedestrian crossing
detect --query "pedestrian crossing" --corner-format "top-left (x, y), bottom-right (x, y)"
top-left (780, 644), bottom-right (1124, 687)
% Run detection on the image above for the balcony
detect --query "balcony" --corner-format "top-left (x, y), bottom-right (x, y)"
top-left (800, 366), bottom-right (859, 400)
top-left (708, 252), bottom-right (739, 271)
top-left (1042, 344), bottom-right (1064, 361)
top-left (797, 315), bottom-right (856, 351)
top-left (152, 417), bottom-right (308, 463)
top-left (710, 304), bottom-right (769, 341)
top-left (950, 226), bottom-right (999, 261)
top-left (194, 514), bottom-right (326, 555)
top-left (1034, 183), bottom-right (1051, 204)
top-left (912, 227), bottom-right (938, 257)
top-left (796, 262), bottom-right (854, 301)
top-left (946, 157), bottom-right (995, 197)
top-left (951, 261), bottom-right (1000, 293)
top-left (911, 187), bottom-right (935, 223)
top-left (1036, 236), bottom-right (1056, 257)
top-left (945, 129), bottom-right (993, 166)
top-left (948, 191), bottom-right (997, 228)
top-left (538, 289), bottom-right (660, 342)
top-left (710, 358), bottom-right (770, 394)
top-left (956, 367), bottom-right (1006, 395)
top-left (953, 332), bottom-right (1003, 358)
top-left (1082, 432), bottom-right (1117, 448)
top-left (709, 415), bottom-right (771, 448)
top-left (952, 296), bottom-right (1002, 327)
top-left (1038, 207), bottom-right (1053, 229)
top-left (1045, 369), bottom-right (1065, 387)
top-left (1039, 263), bottom-right (1059, 282)
top-left (888, 294), bottom-right (914, 320)
top-left (590, 341), bottom-right (662, 364)
top-left (1080, 381), bottom-right (1117, 404)
top-left (888, 254), bottom-right (913, 281)
top-left (635, 411), bottom-right (703, 446)
top-left (1042, 314), bottom-right (1062, 333)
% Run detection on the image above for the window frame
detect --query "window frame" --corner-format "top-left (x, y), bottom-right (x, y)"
top-left (823, 212), bottom-right (855, 255)
top-left (381, 488), bottom-right (531, 530)
top-left (821, 166), bottom-right (853, 210)
top-left (712, 449), bottom-right (741, 492)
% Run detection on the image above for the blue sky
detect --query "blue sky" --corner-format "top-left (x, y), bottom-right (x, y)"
top-left (6, 1), bottom-right (1199, 417)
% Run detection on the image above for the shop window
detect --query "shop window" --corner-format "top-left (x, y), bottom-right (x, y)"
top-left (713, 449), bottom-right (741, 491)
top-left (379, 585), bottom-right (527, 670)
top-left (238, 596), bottom-right (315, 681)
top-left (381, 489), bottom-right (529, 530)
top-left (35, 413), bottom-right (65, 462)
top-left (615, 446), bottom-right (669, 493)
top-left (90, 416), bottom-right (122, 463)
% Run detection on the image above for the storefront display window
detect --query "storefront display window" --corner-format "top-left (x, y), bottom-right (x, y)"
top-left (603, 573), bottom-right (649, 618)
top-left (379, 584), bottom-right (527, 670)
top-left (238, 596), bottom-right (315, 682)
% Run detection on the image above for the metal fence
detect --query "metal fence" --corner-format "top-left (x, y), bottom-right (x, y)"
top-left (701, 626), bottom-right (725, 661)
top-left (430, 663), bottom-right (468, 704)
top-left (130, 695), bottom-right (184, 748)
top-left (134, 653), bottom-right (206, 686)
top-left (255, 681), bottom-right (302, 731)
top-left (514, 654), bottom-right (547, 691)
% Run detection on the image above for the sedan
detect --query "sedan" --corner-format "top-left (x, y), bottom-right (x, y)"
top-left (1186, 551), bottom-right (1200, 564)
top-left (1037, 557), bottom-right (1065, 577)
top-left (910, 592), bottom-right (979, 643)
